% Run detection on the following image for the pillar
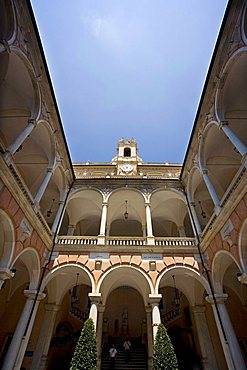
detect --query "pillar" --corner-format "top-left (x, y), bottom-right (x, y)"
top-left (67, 224), bottom-right (76, 235)
top-left (189, 202), bottom-right (202, 236)
top-left (51, 199), bottom-right (65, 235)
top-left (6, 119), bottom-right (37, 156)
top-left (146, 306), bottom-right (153, 370)
top-left (145, 203), bottom-right (154, 245)
top-left (34, 168), bottom-right (53, 205)
top-left (97, 305), bottom-right (105, 370)
top-left (149, 294), bottom-right (162, 340)
top-left (88, 293), bottom-right (102, 329)
top-left (142, 224), bottom-right (147, 237)
top-left (206, 294), bottom-right (246, 370)
top-left (219, 121), bottom-right (247, 158)
top-left (0, 268), bottom-right (15, 289)
top-left (98, 202), bottom-right (108, 245)
top-left (30, 304), bottom-right (60, 370)
top-left (201, 169), bottom-right (221, 214)
top-left (177, 225), bottom-right (186, 237)
top-left (2, 289), bottom-right (45, 370)
top-left (192, 305), bottom-right (218, 370)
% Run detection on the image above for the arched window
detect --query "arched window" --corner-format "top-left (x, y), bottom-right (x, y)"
top-left (124, 147), bottom-right (131, 157)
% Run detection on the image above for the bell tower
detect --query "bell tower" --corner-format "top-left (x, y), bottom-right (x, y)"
top-left (112, 138), bottom-right (142, 175)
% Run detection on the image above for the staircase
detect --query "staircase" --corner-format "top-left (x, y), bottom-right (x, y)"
top-left (101, 337), bottom-right (148, 370)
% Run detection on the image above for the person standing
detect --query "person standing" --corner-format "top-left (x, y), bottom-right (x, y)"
top-left (123, 339), bottom-right (131, 364)
top-left (109, 344), bottom-right (117, 369)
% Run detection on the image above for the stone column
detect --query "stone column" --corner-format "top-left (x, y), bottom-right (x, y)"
top-left (88, 293), bottom-right (102, 329)
top-left (5, 119), bottom-right (37, 156)
top-left (98, 202), bottom-right (108, 245)
top-left (34, 168), bottom-right (54, 205)
top-left (149, 294), bottom-right (162, 340)
top-left (177, 225), bottom-right (186, 237)
top-left (0, 268), bottom-right (15, 289)
top-left (192, 305), bottom-right (218, 370)
top-left (67, 224), bottom-right (76, 235)
top-left (201, 169), bottom-right (221, 215)
top-left (206, 294), bottom-right (246, 370)
top-left (189, 202), bottom-right (202, 236)
top-left (2, 289), bottom-right (45, 370)
top-left (30, 303), bottom-right (60, 370)
top-left (145, 203), bottom-right (154, 245)
top-left (51, 199), bottom-right (65, 235)
top-left (146, 306), bottom-right (153, 370)
top-left (97, 305), bottom-right (105, 370)
top-left (142, 224), bottom-right (147, 237)
top-left (220, 121), bottom-right (247, 158)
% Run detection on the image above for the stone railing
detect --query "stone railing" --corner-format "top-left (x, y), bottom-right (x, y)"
top-left (155, 237), bottom-right (196, 247)
top-left (56, 235), bottom-right (196, 248)
top-left (161, 307), bottom-right (180, 325)
top-left (57, 236), bottom-right (98, 245)
top-left (106, 237), bottom-right (146, 246)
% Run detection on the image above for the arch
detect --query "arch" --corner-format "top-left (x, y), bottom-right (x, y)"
top-left (156, 266), bottom-right (210, 305)
top-left (239, 218), bottom-right (247, 271)
top-left (107, 188), bottom-right (146, 233)
top-left (215, 48), bottom-right (247, 148)
top-left (211, 250), bottom-right (242, 297)
top-left (241, 2), bottom-right (247, 45)
top-left (41, 263), bottom-right (95, 304)
top-left (107, 187), bottom-right (146, 203)
top-left (10, 247), bottom-right (41, 291)
top-left (0, 209), bottom-right (15, 268)
top-left (0, 0), bottom-right (16, 47)
top-left (198, 120), bottom-right (218, 170)
top-left (97, 265), bottom-right (154, 305)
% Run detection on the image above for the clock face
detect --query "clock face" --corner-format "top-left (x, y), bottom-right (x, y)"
top-left (121, 164), bottom-right (133, 172)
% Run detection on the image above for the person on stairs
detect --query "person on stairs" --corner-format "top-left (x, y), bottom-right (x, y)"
top-left (123, 339), bottom-right (131, 365)
top-left (109, 344), bottom-right (117, 369)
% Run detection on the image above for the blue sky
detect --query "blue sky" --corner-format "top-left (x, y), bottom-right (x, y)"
top-left (31, 0), bottom-right (228, 163)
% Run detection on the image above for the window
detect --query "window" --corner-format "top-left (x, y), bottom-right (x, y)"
top-left (124, 147), bottom-right (131, 157)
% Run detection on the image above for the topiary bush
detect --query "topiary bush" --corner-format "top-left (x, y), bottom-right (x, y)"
top-left (153, 323), bottom-right (178, 370)
top-left (70, 318), bottom-right (97, 370)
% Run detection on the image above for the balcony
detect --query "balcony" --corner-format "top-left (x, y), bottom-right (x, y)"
top-left (55, 235), bottom-right (197, 253)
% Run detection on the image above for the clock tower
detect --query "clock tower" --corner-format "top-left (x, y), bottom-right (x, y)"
top-left (112, 138), bottom-right (142, 175)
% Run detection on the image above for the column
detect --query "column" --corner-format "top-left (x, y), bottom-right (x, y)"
top-left (97, 305), bottom-right (105, 370)
top-left (2, 289), bottom-right (45, 370)
top-left (192, 305), bottom-right (218, 370)
top-left (220, 121), bottom-right (247, 159)
top-left (88, 293), bottom-right (102, 329)
top-left (34, 168), bottom-right (53, 205)
top-left (206, 294), bottom-right (246, 370)
top-left (177, 225), bottom-right (186, 237)
top-left (201, 169), bottom-right (221, 215)
top-left (189, 202), bottom-right (202, 236)
top-left (145, 203), bottom-right (154, 245)
top-left (0, 268), bottom-right (15, 289)
top-left (5, 119), bottom-right (37, 157)
top-left (98, 202), bottom-right (108, 245)
top-left (142, 224), bottom-right (147, 237)
top-left (146, 306), bottom-right (153, 370)
top-left (149, 294), bottom-right (162, 340)
top-left (51, 199), bottom-right (65, 235)
top-left (30, 303), bottom-right (60, 370)
top-left (67, 224), bottom-right (76, 235)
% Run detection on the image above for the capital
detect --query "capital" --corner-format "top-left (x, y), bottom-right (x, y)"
top-left (238, 273), bottom-right (247, 285)
top-left (149, 293), bottom-right (162, 305)
top-left (202, 169), bottom-right (208, 175)
top-left (28, 119), bottom-right (37, 127)
top-left (219, 120), bottom-right (228, 129)
top-left (88, 292), bottom-right (102, 305)
top-left (205, 293), bottom-right (228, 304)
top-left (24, 289), bottom-right (46, 301)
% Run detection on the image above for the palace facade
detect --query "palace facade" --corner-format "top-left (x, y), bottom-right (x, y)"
top-left (0, 1), bottom-right (247, 369)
